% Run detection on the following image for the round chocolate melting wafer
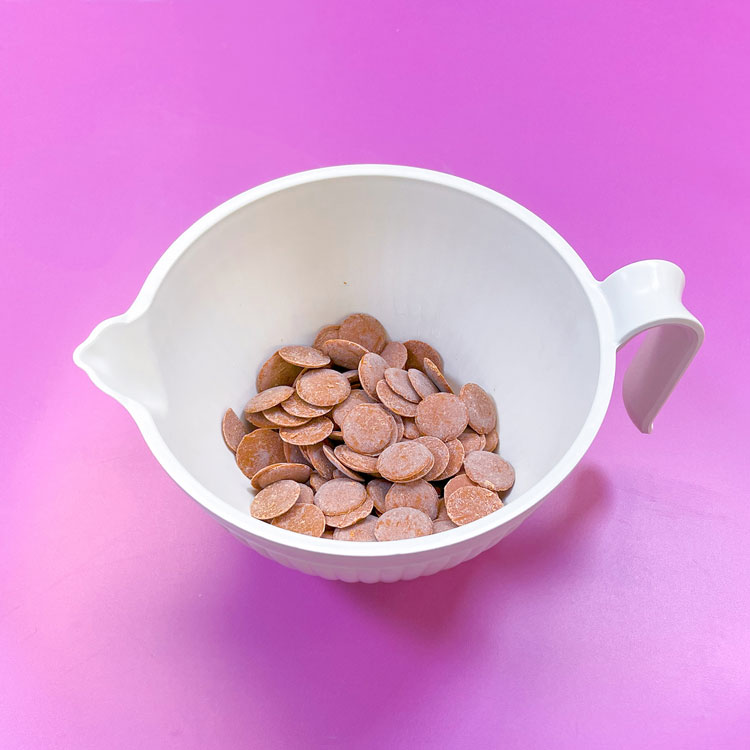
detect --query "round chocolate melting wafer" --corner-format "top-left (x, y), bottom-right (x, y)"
top-left (251, 462), bottom-right (311, 490)
top-left (380, 341), bottom-right (407, 369)
top-left (271, 502), bottom-right (326, 536)
top-left (236, 429), bottom-right (286, 479)
top-left (415, 393), bottom-right (468, 441)
top-left (374, 507), bottom-right (433, 541)
top-left (358, 352), bottom-right (388, 399)
top-left (263, 405), bottom-right (311, 427)
top-left (256, 353), bottom-right (302, 391)
top-left (403, 340), bottom-right (444, 371)
top-left (333, 515), bottom-right (378, 541)
top-left (423, 357), bottom-right (453, 394)
top-left (376, 441), bottom-right (434, 483)
top-left (375, 379), bottom-right (419, 418)
top-left (407, 368), bottom-right (439, 399)
top-left (366, 478), bottom-right (392, 514)
top-left (342, 403), bottom-right (394, 455)
top-left (463, 451), bottom-right (515, 492)
top-left (320, 339), bottom-right (369, 369)
top-left (251, 479), bottom-right (301, 520)
top-left (313, 324), bottom-right (340, 350)
top-left (338, 313), bottom-right (388, 353)
top-left (278, 345), bottom-right (331, 368)
top-left (384, 367), bottom-right (421, 403)
top-left (245, 385), bottom-right (294, 414)
top-left (279, 416), bottom-right (335, 445)
top-left (459, 383), bottom-right (497, 435)
top-left (281, 392), bottom-right (333, 419)
top-left (296, 369), bottom-right (351, 407)
top-left (221, 408), bottom-right (248, 452)
top-left (314, 478), bottom-right (367, 516)
top-left (385, 479), bottom-right (439, 519)
top-left (413, 436), bottom-right (450, 481)
top-left (445, 485), bottom-right (503, 525)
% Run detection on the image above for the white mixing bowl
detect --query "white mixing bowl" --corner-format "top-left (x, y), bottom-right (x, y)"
top-left (74, 166), bottom-right (703, 582)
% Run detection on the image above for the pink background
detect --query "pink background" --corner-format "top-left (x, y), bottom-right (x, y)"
top-left (2, 2), bottom-right (749, 748)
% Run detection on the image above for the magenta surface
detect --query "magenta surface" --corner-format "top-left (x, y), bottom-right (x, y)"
top-left (2, 3), bottom-right (748, 748)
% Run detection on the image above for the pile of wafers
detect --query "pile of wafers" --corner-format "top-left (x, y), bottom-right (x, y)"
top-left (221, 313), bottom-right (515, 542)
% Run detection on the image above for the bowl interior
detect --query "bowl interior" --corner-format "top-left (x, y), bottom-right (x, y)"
top-left (144, 175), bottom-right (601, 523)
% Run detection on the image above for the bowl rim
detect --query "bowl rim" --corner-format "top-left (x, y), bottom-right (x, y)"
top-left (75, 164), bottom-right (617, 558)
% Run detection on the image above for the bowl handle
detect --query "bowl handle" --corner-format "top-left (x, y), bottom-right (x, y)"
top-left (599, 260), bottom-right (704, 433)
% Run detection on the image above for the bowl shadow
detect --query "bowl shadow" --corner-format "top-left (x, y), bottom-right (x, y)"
top-left (193, 462), bottom-right (612, 645)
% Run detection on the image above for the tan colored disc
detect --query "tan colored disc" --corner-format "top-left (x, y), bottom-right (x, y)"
top-left (338, 313), bottom-right (388, 353)
top-left (384, 368), bottom-right (421, 403)
top-left (391, 413), bottom-right (404, 442)
top-left (296, 368), bottom-right (351, 407)
top-left (320, 339), bottom-right (369, 369)
top-left (457, 429), bottom-right (486, 455)
top-left (385, 479), bottom-right (439, 519)
top-left (262, 405), bottom-right (311, 427)
top-left (423, 357), bottom-right (453, 393)
top-left (413, 436), bottom-right (450, 481)
top-left (435, 499), bottom-right (450, 522)
top-left (459, 383), bottom-right (497, 435)
top-left (278, 345), bottom-right (331, 368)
top-left (251, 462), bottom-right (312, 490)
top-left (415, 392), bottom-right (468, 441)
top-left (279, 416), bottom-right (334, 446)
top-left (376, 441), bottom-right (434, 483)
top-left (402, 417), bottom-right (420, 440)
top-left (250, 479), bottom-right (301, 520)
top-left (358, 352), bottom-right (388, 398)
top-left (433, 519), bottom-right (458, 533)
top-left (256, 352), bottom-right (302, 391)
top-left (463, 451), bottom-right (516, 492)
top-left (484, 428), bottom-right (499, 453)
top-left (292, 367), bottom-right (310, 386)
top-left (342, 370), bottom-right (360, 383)
top-left (444, 473), bottom-right (477, 498)
top-left (407, 368), bottom-right (439, 399)
top-left (333, 515), bottom-right (378, 541)
top-left (271, 502), bottom-right (326, 536)
top-left (283, 441), bottom-right (311, 466)
top-left (296, 484), bottom-right (315, 504)
top-left (281, 392), bottom-right (333, 419)
top-left (305, 441), bottom-right (335, 480)
top-left (329, 430), bottom-right (344, 441)
top-left (403, 340), bottom-right (444, 371)
top-left (331, 389), bottom-right (375, 427)
top-left (309, 472), bottom-right (326, 491)
top-left (322, 527), bottom-right (335, 539)
top-left (375, 379), bottom-right (419, 418)
top-left (244, 385), bottom-right (294, 414)
top-left (342, 403), bottom-right (394, 455)
top-left (222, 408), bottom-right (248, 452)
top-left (434, 438), bottom-right (465, 481)
top-left (334, 444), bottom-right (380, 474)
top-left (380, 341), bottom-right (407, 369)
top-left (323, 444), bottom-right (364, 481)
top-left (313, 477), bottom-right (367, 515)
top-left (325, 494), bottom-right (374, 528)
top-left (366, 478), bottom-right (392, 514)
top-left (245, 409), bottom-right (277, 428)
top-left (236, 429), bottom-right (286, 479)
top-left (445, 485), bottom-right (503, 525)
top-left (382, 414), bottom-right (400, 450)
top-left (374, 507), bottom-right (433, 541)
top-left (313, 324), bottom-right (341, 350)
